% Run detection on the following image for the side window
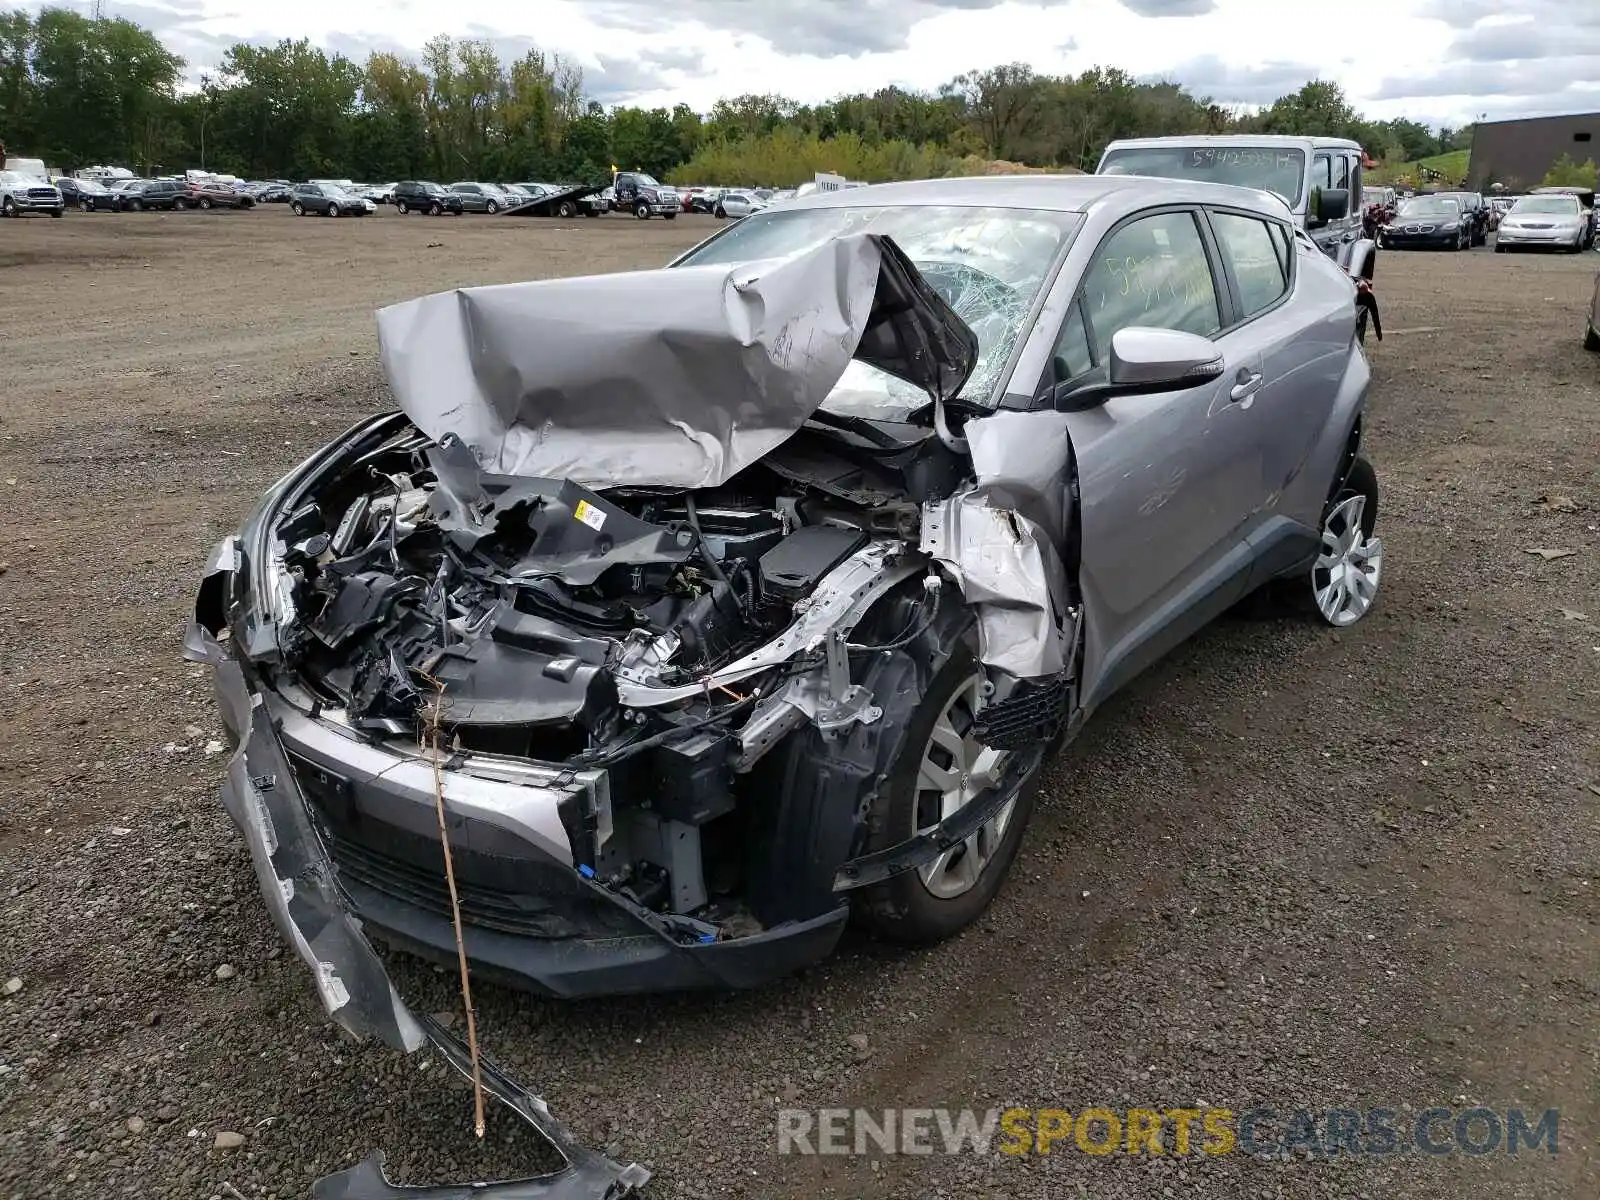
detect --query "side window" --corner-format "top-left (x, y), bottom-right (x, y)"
top-left (1049, 299), bottom-right (1094, 383)
top-left (1331, 153), bottom-right (1350, 191)
top-left (1349, 158), bottom-right (1363, 208)
top-left (1310, 154), bottom-right (1333, 192)
top-left (1083, 210), bottom-right (1221, 350)
top-left (1211, 212), bottom-right (1290, 319)
top-left (1267, 222), bottom-right (1293, 275)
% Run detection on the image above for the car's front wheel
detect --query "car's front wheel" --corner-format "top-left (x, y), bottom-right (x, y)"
top-left (291, 202), bottom-right (304, 216)
top-left (1310, 455), bottom-right (1382, 627)
top-left (326, 204), bottom-right (340, 218)
top-left (854, 639), bottom-right (1040, 943)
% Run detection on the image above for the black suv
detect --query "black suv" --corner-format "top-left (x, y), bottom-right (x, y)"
top-left (1425, 190), bottom-right (1488, 246)
top-left (119, 179), bottom-right (186, 211)
top-left (393, 181), bottom-right (464, 215)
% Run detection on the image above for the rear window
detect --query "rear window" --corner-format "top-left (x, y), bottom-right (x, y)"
top-left (1099, 145), bottom-right (1308, 207)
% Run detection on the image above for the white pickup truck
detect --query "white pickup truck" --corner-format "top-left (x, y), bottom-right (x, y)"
top-left (1097, 134), bottom-right (1381, 343)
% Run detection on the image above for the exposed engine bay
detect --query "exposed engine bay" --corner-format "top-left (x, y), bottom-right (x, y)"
top-left (267, 416), bottom-right (1004, 925)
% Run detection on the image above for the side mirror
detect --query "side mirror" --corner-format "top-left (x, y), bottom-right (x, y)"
top-left (1054, 327), bottom-right (1224, 411)
top-left (1316, 187), bottom-right (1351, 223)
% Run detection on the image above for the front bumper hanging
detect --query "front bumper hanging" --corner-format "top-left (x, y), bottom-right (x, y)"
top-left (185, 615), bottom-right (650, 1198)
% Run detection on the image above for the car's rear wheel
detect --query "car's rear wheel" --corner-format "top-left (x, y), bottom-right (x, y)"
top-left (485, 199), bottom-right (499, 214)
top-left (1311, 455), bottom-right (1382, 627)
top-left (396, 199), bottom-right (409, 214)
top-left (1, 198), bottom-right (14, 217)
top-left (128, 199), bottom-right (142, 212)
top-left (1584, 322), bottom-right (1600, 352)
top-left (557, 200), bottom-right (576, 218)
top-left (199, 197), bottom-right (213, 210)
top-left (714, 205), bottom-right (726, 219)
top-left (172, 198), bottom-right (186, 210)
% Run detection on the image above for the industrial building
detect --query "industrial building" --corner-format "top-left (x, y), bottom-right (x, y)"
top-left (1467, 111), bottom-right (1600, 190)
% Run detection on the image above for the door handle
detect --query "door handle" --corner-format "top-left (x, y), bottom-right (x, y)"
top-left (1230, 370), bottom-right (1263, 403)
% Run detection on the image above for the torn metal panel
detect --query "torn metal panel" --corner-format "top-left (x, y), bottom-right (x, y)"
top-left (920, 489), bottom-right (1069, 679)
top-left (312, 1018), bottom-right (651, 1199)
top-left (375, 233), bottom-right (976, 491)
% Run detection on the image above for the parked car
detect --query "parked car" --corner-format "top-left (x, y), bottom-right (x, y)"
top-left (449, 182), bottom-right (511, 213)
top-left (1494, 194), bottom-right (1591, 253)
top-left (56, 177), bottom-right (117, 211)
top-left (250, 183), bottom-right (293, 204)
top-left (612, 169), bottom-right (679, 219)
top-left (1418, 190), bottom-right (1488, 246)
top-left (0, 169), bottom-right (63, 217)
top-left (1378, 195), bottom-right (1470, 251)
top-left (117, 178), bottom-right (187, 212)
top-left (392, 181), bottom-right (463, 215)
top-left (1097, 134), bottom-right (1380, 343)
top-left (1529, 185), bottom-right (1597, 248)
top-left (189, 173), bottom-right (1381, 1054)
top-left (290, 183), bottom-right (375, 217)
top-left (685, 186), bottom-right (723, 214)
top-left (185, 180), bottom-right (255, 210)
top-left (712, 190), bottom-right (765, 219)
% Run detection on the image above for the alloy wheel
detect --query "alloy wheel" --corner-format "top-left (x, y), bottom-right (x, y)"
top-left (1313, 494), bottom-right (1383, 626)
top-left (914, 672), bottom-right (1014, 900)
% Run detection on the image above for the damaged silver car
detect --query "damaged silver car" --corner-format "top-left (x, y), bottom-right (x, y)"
top-left (187, 175), bottom-right (1381, 1195)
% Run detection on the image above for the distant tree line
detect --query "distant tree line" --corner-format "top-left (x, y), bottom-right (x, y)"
top-left (0, 7), bottom-right (1475, 186)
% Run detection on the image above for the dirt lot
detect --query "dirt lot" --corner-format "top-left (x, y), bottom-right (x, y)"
top-left (1, 204), bottom-right (1597, 1200)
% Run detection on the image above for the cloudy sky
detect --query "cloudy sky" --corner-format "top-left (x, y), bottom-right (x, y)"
top-left (46, 0), bottom-right (1600, 128)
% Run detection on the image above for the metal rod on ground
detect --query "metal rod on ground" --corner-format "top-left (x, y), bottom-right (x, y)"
top-left (421, 672), bottom-right (487, 1138)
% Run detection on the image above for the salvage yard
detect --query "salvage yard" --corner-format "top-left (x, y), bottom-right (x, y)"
top-left (2, 206), bottom-right (1598, 1199)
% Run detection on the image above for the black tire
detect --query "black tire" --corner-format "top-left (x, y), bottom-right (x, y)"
top-left (556, 200), bottom-right (576, 218)
top-left (326, 204), bottom-right (340, 218)
top-left (290, 202), bottom-right (303, 216)
top-left (714, 205), bottom-right (726, 219)
top-left (635, 201), bottom-right (651, 220)
top-left (128, 199), bottom-right (142, 212)
top-left (1584, 323), bottom-right (1600, 352)
top-left (663, 211), bottom-right (676, 220)
top-left (1355, 305), bottom-right (1370, 346)
top-left (746, 596), bottom-right (1041, 946)
top-left (584, 209), bottom-right (599, 218)
top-left (485, 199), bottom-right (499, 214)
top-left (172, 198), bottom-right (186, 211)
top-left (396, 199), bottom-right (410, 214)
top-left (198, 197), bottom-right (212, 210)
top-left (50, 208), bottom-right (63, 218)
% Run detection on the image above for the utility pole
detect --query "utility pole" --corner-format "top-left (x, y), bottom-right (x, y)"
top-left (91, 0), bottom-right (104, 19)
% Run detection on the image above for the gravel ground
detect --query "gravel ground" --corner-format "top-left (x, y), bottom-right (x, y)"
top-left (1, 206), bottom-right (1597, 1200)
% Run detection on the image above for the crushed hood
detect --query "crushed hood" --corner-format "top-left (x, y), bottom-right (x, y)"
top-left (375, 233), bottom-right (977, 490)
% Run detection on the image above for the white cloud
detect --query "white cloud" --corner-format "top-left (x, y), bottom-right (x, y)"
top-left (41, 0), bottom-right (1600, 126)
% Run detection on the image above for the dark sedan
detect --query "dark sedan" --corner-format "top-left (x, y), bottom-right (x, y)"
top-left (57, 177), bottom-right (119, 211)
top-left (1378, 196), bottom-right (1470, 250)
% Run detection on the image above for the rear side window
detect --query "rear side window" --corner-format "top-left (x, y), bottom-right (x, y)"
top-left (1210, 212), bottom-right (1290, 319)
top-left (1084, 210), bottom-right (1222, 348)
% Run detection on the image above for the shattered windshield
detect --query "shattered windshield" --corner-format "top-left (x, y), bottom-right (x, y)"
top-left (1099, 145), bottom-right (1307, 207)
top-left (673, 204), bottom-right (1080, 418)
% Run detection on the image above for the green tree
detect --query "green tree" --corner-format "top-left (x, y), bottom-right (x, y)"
top-left (1542, 153), bottom-right (1599, 189)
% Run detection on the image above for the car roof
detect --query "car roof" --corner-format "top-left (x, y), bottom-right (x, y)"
top-left (1102, 133), bottom-right (1363, 152)
top-left (774, 173), bottom-right (1295, 219)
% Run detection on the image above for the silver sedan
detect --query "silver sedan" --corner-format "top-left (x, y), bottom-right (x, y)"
top-left (1495, 195), bottom-right (1590, 252)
